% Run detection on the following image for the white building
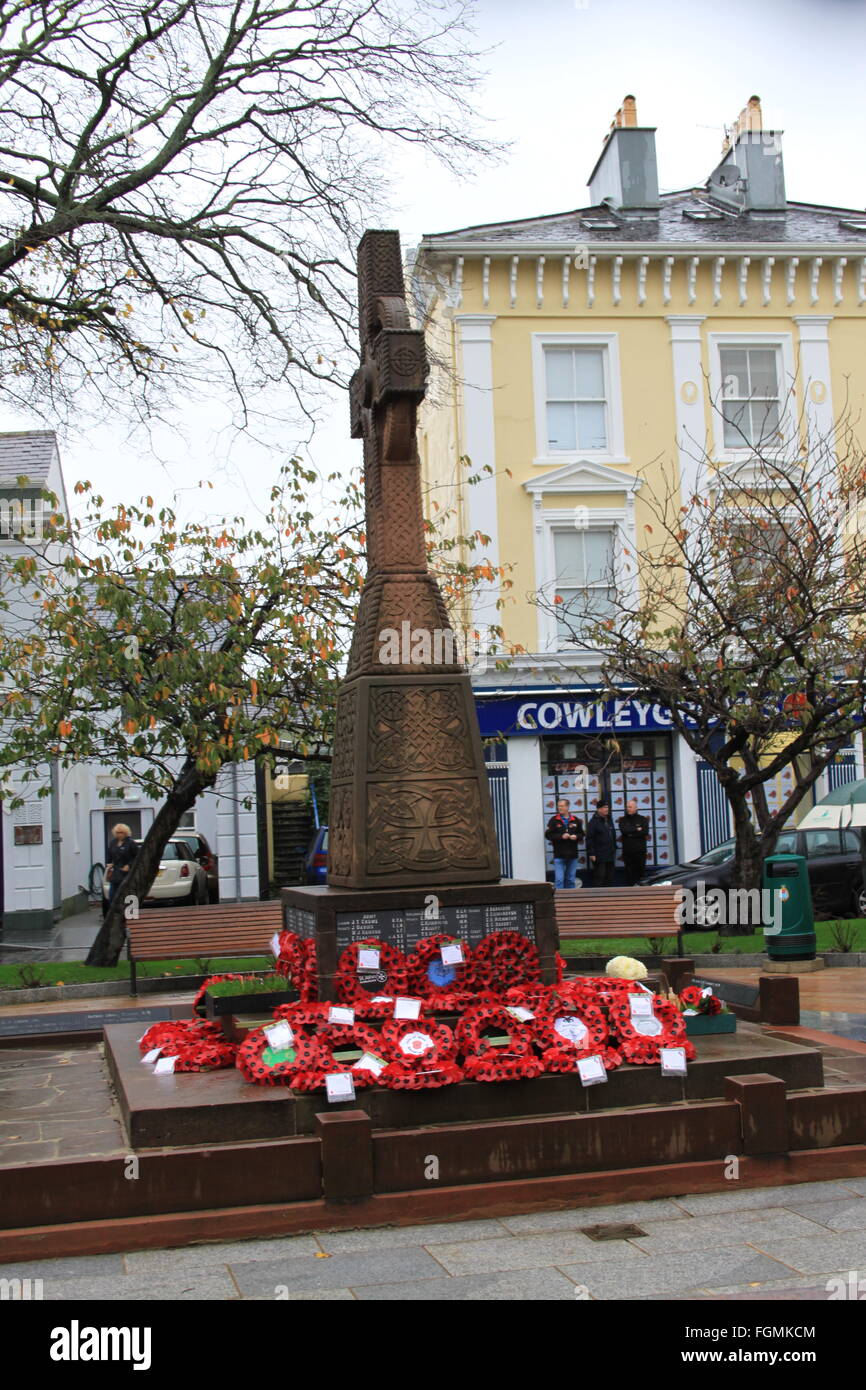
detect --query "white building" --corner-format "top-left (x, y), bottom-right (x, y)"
top-left (0, 431), bottom-right (264, 936)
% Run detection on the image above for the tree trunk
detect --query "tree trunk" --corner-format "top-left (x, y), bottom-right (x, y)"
top-left (86, 762), bottom-right (213, 967)
top-left (721, 789), bottom-right (764, 936)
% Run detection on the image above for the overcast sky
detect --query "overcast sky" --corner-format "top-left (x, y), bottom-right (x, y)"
top-left (8, 0), bottom-right (865, 528)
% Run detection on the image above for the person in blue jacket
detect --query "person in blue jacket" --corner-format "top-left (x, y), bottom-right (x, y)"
top-left (586, 799), bottom-right (617, 886)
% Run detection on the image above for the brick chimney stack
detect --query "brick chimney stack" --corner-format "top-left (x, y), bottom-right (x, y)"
top-left (611, 95), bottom-right (638, 131)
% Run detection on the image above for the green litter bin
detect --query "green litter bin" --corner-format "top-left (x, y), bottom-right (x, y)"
top-left (763, 853), bottom-right (816, 961)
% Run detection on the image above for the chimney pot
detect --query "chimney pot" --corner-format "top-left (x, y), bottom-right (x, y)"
top-left (622, 95), bottom-right (638, 127)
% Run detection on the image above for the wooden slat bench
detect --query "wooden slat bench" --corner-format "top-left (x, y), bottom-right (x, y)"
top-left (555, 885), bottom-right (684, 959)
top-left (125, 902), bottom-right (282, 995)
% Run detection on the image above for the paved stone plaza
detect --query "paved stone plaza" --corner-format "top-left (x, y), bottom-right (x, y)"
top-left (2, 1178), bottom-right (866, 1300)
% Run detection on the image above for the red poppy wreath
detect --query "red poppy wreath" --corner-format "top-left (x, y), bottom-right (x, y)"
top-left (288, 1020), bottom-right (387, 1092)
top-left (532, 997), bottom-right (621, 1074)
top-left (472, 931), bottom-right (541, 996)
top-left (379, 1018), bottom-right (464, 1089)
top-left (236, 1024), bottom-right (326, 1086)
top-left (407, 934), bottom-right (475, 1010)
top-left (139, 1019), bottom-right (237, 1071)
top-left (457, 1001), bottom-right (544, 1082)
top-left (606, 993), bottom-right (696, 1065)
top-left (334, 939), bottom-right (409, 1007)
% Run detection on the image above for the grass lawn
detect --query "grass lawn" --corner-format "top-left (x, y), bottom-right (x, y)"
top-left (560, 918), bottom-right (866, 959)
top-left (0, 955), bottom-right (273, 991)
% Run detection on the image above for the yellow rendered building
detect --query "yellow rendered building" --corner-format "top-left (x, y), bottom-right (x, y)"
top-left (412, 96), bottom-right (866, 883)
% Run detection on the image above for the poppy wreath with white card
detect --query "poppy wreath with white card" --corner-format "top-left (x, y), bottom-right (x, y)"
top-left (471, 932), bottom-right (541, 996)
top-left (379, 1018), bottom-right (464, 1089)
top-left (285, 1020), bottom-right (386, 1092)
top-left (139, 1019), bottom-right (237, 1071)
top-left (274, 930), bottom-right (304, 984)
top-left (533, 998), bottom-right (622, 1075)
top-left (407, 933), bottom-right (474, 1009)
top-left (606, 994), bottom-right (696, 1065)
top-left (236, 1025), bottom-right (326, 1086)
top-left (334, 939), bottom-right (409, 1006)
top-left (300, 938), bottom-right (319, 1002)
top-left (457, 1002), bottom-right (545, 1082)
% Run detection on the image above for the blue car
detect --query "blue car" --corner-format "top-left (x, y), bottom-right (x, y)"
top-left (304, 826), bottom-right (328, 883)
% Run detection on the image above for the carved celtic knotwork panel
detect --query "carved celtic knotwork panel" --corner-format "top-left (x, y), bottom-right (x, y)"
top-left (330, 687), bottom-right (358, 785)
top-left (369, 686), bottom-right (473, 773)
top-left (328, 783), bottom-right (354, 880)
top-left (367, 779), bottom-right (492, 875)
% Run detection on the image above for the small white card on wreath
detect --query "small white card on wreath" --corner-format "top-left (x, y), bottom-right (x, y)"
top-left (629, 993), bottom-right (654, 1019)
top-left (506, 1006), bottom-right (535, 1022)
top-left (270, 932), bottom-right (282, 958)
top-left (660, 1046), bottom-right (688, 1077)
top-left (394, 997), bottom-right (422, 1020)
top-left (325, 1071), bottom-right (356, 1103)
top-left (440, 942), bottom-right (465, 966)
top-left (264, 1020), bottom-right (294, 1050)
top-left (357, 948), bottom-right (380, 970)
top-left (141, 1047), bottom-right (162, 1065)
top-left (154, 1056), bottom-right (177, 1075)
top-left (577, 1055), bottom-right (607, 1087)
top-left (328, 1005), bottom-right (355, 1026)
top-left (354, 1052), bottom-right (386, 1079)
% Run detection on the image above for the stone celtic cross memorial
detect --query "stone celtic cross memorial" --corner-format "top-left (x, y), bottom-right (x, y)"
top-left (282, 230), bottom-right (555, 997)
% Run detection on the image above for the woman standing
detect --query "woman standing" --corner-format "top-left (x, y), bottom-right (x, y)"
top-left (104, 823), bottom-right (138, 916)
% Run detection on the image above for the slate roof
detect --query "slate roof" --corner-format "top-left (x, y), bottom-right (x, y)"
top-left (0, 431), bottom-right (58, 485)
top-left (421, 192), bottom-right (866, 249)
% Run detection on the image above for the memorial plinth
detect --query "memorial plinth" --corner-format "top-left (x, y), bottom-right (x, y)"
top-left (282, 879), bottom-right (558, 1000)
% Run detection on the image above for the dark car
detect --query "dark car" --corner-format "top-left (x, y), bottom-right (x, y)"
top-left (641, 826), bottom-right (866, 923)
top-left (172, 829), bottom-right (220, 902)
top-left (304, 826), bottom-right (328, 884)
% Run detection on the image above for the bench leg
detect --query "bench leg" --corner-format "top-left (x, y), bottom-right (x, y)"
top-left (130, 959), bottom-right (138, 997)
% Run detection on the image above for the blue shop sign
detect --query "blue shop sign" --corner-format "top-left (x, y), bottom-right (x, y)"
top-left (477, 695), bottom-right (683, 738)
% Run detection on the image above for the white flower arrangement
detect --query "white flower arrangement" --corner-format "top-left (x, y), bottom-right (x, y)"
top-left (605, 955), bottom-right (648, 981)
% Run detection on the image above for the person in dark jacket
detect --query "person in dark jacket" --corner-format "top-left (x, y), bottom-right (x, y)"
top-left (545, 798), bottom-right (584, 890)
top-left (586, 799), bottom-right (617, 886)
top-left (104, 823), bottom-right (138, 917)
top-left (618, 798), bottom-right (650, 884)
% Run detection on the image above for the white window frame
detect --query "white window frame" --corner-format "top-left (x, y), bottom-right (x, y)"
top-left (532, 333), bottom-right (627, 466)
top-left (536, 506), bottom-right (638, 654)
top-left (707, 332), bottom-right (797, 463)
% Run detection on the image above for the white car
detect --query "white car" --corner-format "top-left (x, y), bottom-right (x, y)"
top-left (103, 838), bottom-right (210, 908)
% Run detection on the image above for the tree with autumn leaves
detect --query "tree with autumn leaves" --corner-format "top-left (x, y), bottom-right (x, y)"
top-left (0, 461), bottom-right (364, 962)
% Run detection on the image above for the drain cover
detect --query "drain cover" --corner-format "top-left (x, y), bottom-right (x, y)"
top-left (579, 1222), bottom-right (647, 1241)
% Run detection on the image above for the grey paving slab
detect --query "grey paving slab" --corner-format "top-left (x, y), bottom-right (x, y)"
top-left (838, 1178), bottom-right (866, 1198)
top-left (124, 1234), bottom-right (320, 1274)
top-left (229, 1245), bottom-right (445, 1297)
top-left (788, 1199), bottom-right (866, 1233)
top-left (746, 1231), bottom-right (866, 1275)
top-left (699, 1272), bottom-right (850, 1297)
top-left (317, 1219), bottom-right (509, 1253)
top-left (559, 1249), bottom-right (794, 1300)
top-left (673, 1180), bottom-right (860, 1216)
top-left (631, 1210), bottom-right (829, 1253)
top-left (44, 1271), bottom-right (238, 1301)
top-left (499, 1199), bottom-right (689, 1235)
top-left (355, 1266), bottom-right (583, 1301)
top-left (0, 1254), bottom-right (123, 1281)
top-left (427, 1230), bottom-right (644, 1276)
top-left (247, 1288), bottom-right (357, 1301)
